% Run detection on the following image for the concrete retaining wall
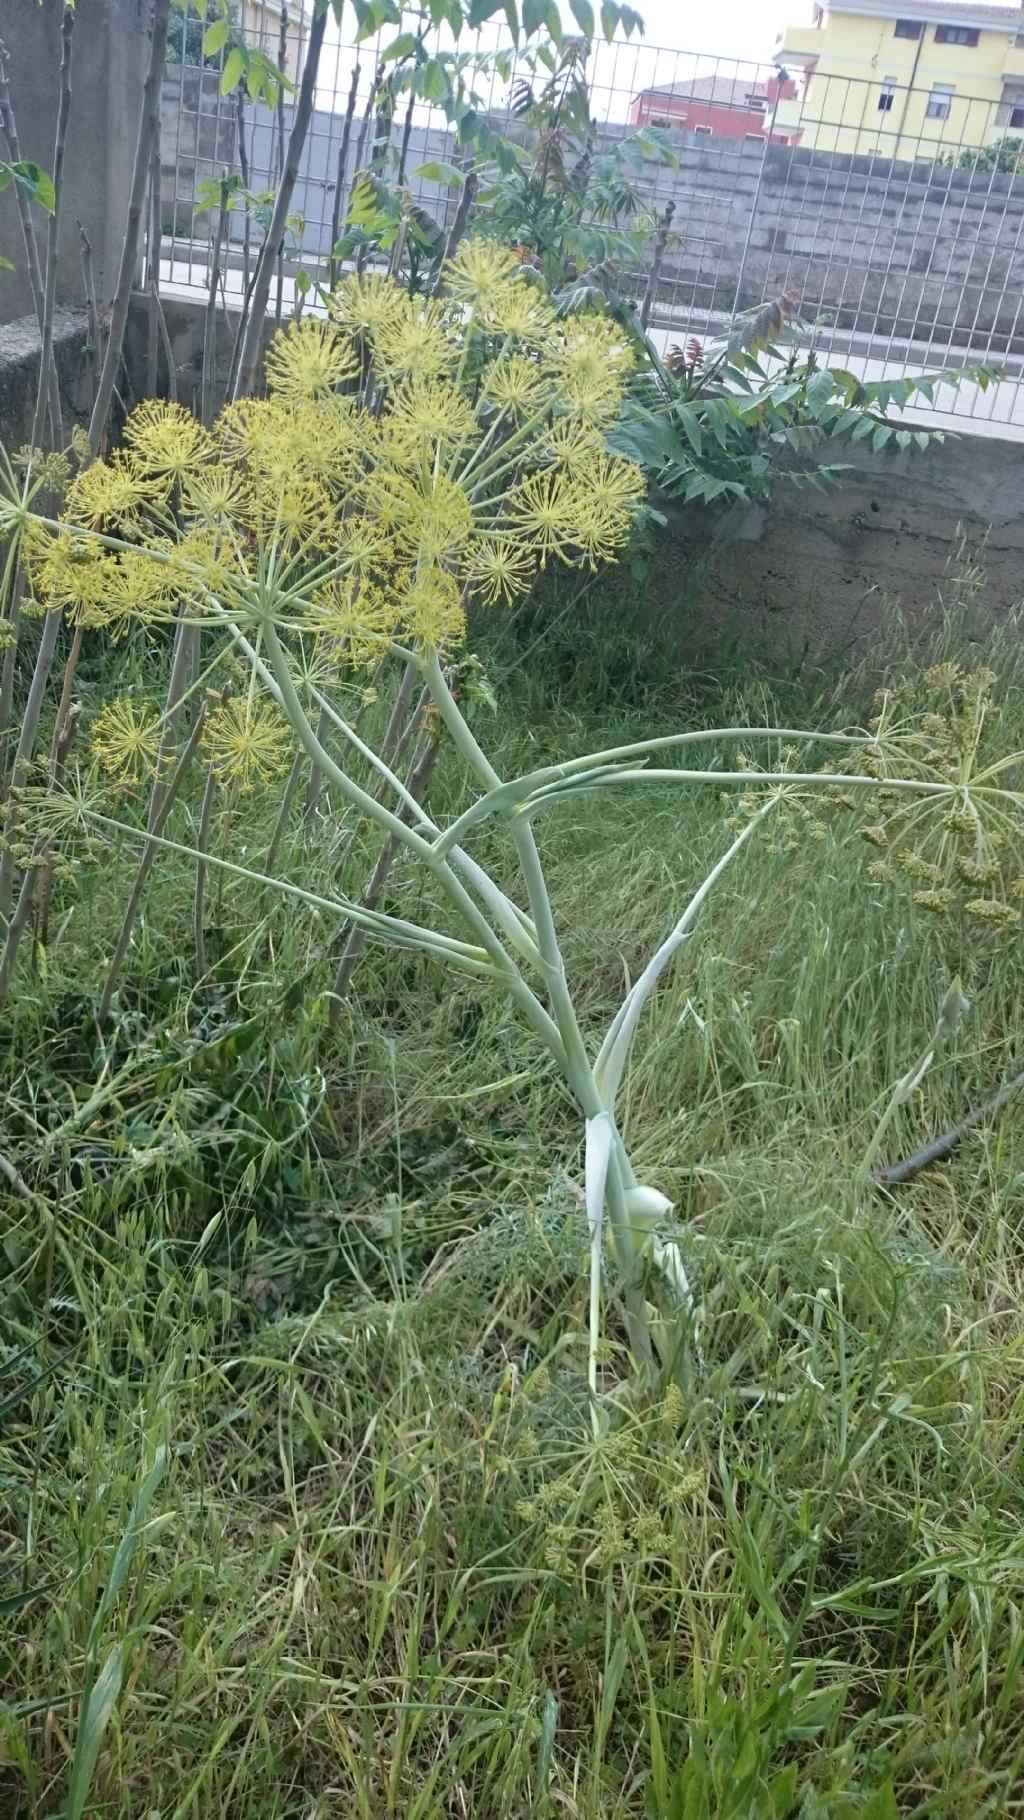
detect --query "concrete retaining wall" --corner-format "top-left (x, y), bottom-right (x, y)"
top-left (0, 0), bottom-right (148, 327)
top-left (645, 434), bottom-right (1024, 673)
top-left (0, 307), bottom-right (92, 449)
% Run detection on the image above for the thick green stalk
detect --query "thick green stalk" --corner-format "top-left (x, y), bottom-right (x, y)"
top-left (257, 619), bottom-right (566, 1065)
top-left (83, 809), bottom-right (497, 974)
top-left (595, 799), bottom-right (781, 1110)
top-left (420, 651), bottom-right (654, 1370)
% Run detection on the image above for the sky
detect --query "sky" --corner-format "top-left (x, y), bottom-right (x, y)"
top-left (315, 0), bottom-right (819, 120)
top-left (312, 0), bottom-right (1024, 116)
top-left (618, 0), bottom-right (813, 59)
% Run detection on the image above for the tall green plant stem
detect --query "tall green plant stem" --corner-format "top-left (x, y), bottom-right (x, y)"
top-left (420, 650), bottom-right (654, 1367)
top-left (258, 617), bottom-right (567, 1067)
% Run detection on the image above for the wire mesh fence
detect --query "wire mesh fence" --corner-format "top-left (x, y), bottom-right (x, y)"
top-left (158, 4), bottom-right (1024, 433)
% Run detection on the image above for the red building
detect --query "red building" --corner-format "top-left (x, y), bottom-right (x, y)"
top-left (629, 72), bottom-right (796, 142)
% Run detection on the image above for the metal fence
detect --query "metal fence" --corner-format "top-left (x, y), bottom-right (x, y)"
top-left (157, 5), bottom-right (1024, 434)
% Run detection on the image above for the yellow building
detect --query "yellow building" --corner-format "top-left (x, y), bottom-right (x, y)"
top-left (772, 1), bottom-right (1024, 158)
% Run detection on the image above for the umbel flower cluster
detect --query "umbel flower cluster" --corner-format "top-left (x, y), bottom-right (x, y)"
top-left (842, 664), bottom-right (1024, 928)
top-left (10, 243), bottom-right (645, 787)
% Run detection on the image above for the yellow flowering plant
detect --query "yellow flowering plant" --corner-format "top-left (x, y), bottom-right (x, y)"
top-left (3, 243), bottom-right (1024, 1411)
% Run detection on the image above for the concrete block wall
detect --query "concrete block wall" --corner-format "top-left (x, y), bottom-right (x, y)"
top-left (0, 0), bottom-right (148, 327)
top-left (159, 70), bottom-right (458, 266)
top-left (645, 137), bottom-right (1024, 352)
top-left (153, 72), bottom-right (1024, 353)
top-left (0, 308), bottom-right (92, 447)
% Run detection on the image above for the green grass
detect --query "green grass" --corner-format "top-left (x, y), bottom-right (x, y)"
top-left (3, 601), bottom-right (1024, 1817)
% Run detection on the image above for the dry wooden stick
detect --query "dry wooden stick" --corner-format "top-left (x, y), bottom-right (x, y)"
top-left (232, 4), bottom-right (328, 399)
top-left (431, 171), bottom-right (478, 294)
top-left (640, 198), bottom-right (675, 333)
top-left (201, 176), bottom-right (231, 424)
top-left (146, 134), bottom-right (162, 399)
top-left (88, 0), bottom-right (171, 456)
top-left (78, 223), bottom-right (104, 412)
top-left (328, 63), bottom-right (361, 290)
top-left (99, 706), bottom-right (207, 1019)
top-left (0, 1148), bottom-right (34, 1204)
top-left (0, 35), bottom-right (62, 442)
top-left (875, 1067), bottom-right (1024, 1188)
top-left (29, 4), bottom-right (75, 452)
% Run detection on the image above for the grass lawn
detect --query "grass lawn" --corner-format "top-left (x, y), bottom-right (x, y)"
top-left (2, 598), bottom-right (1024, 1817)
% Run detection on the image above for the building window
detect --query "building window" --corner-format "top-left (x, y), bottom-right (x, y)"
top-left (745, 132), bottom-right (766, 140)
top-left (878, 76), bottom-right (897, 112)
top-left (935, 25), bottom-right (979, 45)
top-left (894, 19), bottom-right (923, 39)
top-left (651, 114), bottom-right (678, 128)
top-left (1011, 105), bottom-right (1024, 128)
top-left (926, 84), bottom-right (954, 119)
top-left (694, 125), bottom-right (712, 135)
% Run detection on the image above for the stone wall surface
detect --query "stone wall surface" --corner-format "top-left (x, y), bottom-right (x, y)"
top-left (0, 0), bottom-right (147, 327)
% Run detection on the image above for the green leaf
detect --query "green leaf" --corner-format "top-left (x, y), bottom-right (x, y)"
top-left (601, 1), bottom-right (618, 36)
top-left (0, 255), bottom-right (13, 271)
top-left (872, 424), bottom-right (893, 452)
top-left (522, 0), bottom-right (548, 34)
top-left (569, 0), bottom-right (595, 34)
top-left (66, 1646), bottom-right (124, 1820)
top-left (103, 1447), bottom-right (168, 1610)
top-left (859, 1787), bottom-right (900, 1820)
top-left (0, 1583), bottom-right (53, 1617)
top-left (382, 30), bottom-right (419, 62)
top-left (355, 0), bottom-right (402, 39)
top-left (1, 161), bottom-right (56, 212)
top-left (546, 1), bottom-right (563, 43)
top-left (418, 58), bottom-right (451, 104)
top-left (620, 4), bottom-right (645, 35)
top-left (414, 160), bottom-right (466, 187)
top-left (468, 0), bottom-right (509, 19)
top-left (202, 17), bottom-right (230, 54)
top-left (220, 45), bottom-right (246, 95)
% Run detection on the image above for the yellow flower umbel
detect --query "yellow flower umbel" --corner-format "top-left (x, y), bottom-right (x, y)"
top-left (25, 240), bottom-right (646, 676)
top-left (203, 696), bottom-right (291, 792)
top-left (482, 355), bottom-right (547, 415)
top-left (836, 667), bottom-right (1024, 933)
top-left (90, 699), bottom-right (161, 785)
top-left (463, 538), bottom-right (534, 606)
top-left (66, 452), bottom-right (168, 533)
top-left (263, 318), bottom-right (360, 402)
top-left (124, 400), bottom-right (215, 486)
top-left (444, 239), bottom-right (523, 310)
top-left (549, 317), bottom-right (635, 424)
